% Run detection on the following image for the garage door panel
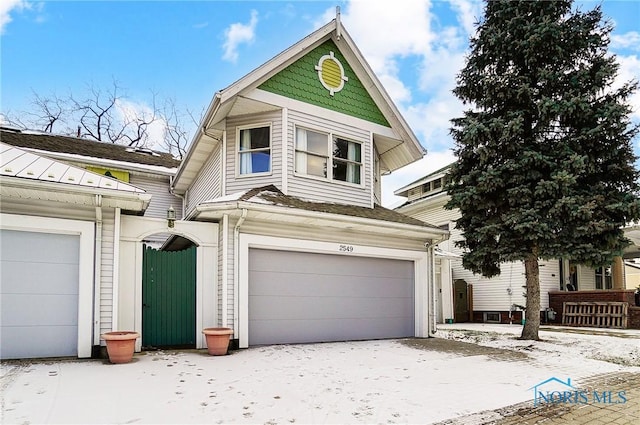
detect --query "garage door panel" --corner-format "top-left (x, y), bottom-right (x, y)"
top-left (250, 317), bottom-right (414, 345)
top-left (249, 249), bottom-right (414, 345)
top-left (1, 229), bottom-right (79, 359)
top-left (249, 272), bottom-right (414, 298)
top-left (1, 294), bottom-right (78, 326)
top-left (250, 295), bottom-right (412, 321)
top-left (1, 262), bottom-right (79, 294)
top-left (0, 326), bottom-right (77, 359)
top-left (249, 251), bottom-right (413, 279)
top-left (1, 230), bottom-right (79, 263)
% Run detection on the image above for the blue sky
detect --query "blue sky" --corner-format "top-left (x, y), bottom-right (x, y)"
top-left (2, 0), bottom-right (639, 206)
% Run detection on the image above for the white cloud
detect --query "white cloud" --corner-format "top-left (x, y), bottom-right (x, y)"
top-left (611, 31), bottom-right (640, 52)
top-left (114, 99), bottom-right (167, 149)
top-left (614, 54), bottom-right (640, 121)
top-left (0, 0), bottom-right (30, 34)
top-left (448, 0), bottom-right (483, 34)
top-left (222, 10), bottom-right (259, 63)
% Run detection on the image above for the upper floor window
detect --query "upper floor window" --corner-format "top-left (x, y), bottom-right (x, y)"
top-left (238, 125), bottom-right (271, 175)
top-left (295, 127), bottom-right (362, 185)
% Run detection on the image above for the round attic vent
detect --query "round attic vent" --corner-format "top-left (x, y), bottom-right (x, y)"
top-left (315, 51), bottom-right (348, 96)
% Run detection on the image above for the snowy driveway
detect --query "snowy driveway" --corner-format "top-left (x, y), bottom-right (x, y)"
top-left (2, 325), bottom-right (639, 424)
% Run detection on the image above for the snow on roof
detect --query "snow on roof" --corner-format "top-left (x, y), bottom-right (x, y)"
top-left (0, 142), bottom-right (146, 193)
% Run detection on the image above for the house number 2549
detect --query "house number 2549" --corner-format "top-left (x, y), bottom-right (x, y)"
top-left (339, 245), bottom-right (354, 252)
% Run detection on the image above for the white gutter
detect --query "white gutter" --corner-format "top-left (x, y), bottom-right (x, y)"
top-left (112, 207), bottom-right (121, 330)
top-left (221, 214), bottom-right (229, 327)
top-left (169, 175), bottom-right (186, 219)
top-left (93, 195), bottom-right (103, 346)
top-left (196, 201), bottom-right (449, 238)
top-left (233, 209), bottom-right (248, 335)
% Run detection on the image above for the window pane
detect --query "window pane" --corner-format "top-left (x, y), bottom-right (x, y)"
top-left (297, 129), bottom-right (327, 155)
top-left (307, 154), bottom-right (327, 177)
top-left (240, 151), bottom-right (270, 174)
top-left (239, 127), bottom-right (270, 150)
top-left (333, 138), bottom-right (361, 162)
top-left (333, 160), bottom-right (361, 184)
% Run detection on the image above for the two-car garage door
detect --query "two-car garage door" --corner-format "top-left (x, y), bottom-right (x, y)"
top-left (248, 249), bottom-right (415, 345)
top-left (0, 230), bottom-right (80, 359)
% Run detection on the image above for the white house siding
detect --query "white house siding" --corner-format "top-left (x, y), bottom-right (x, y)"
top-left (578, 265), bottom-right (597, 290)
top-left (539, 259), bottom-right (560, 309)
top-left (129, 174), bottom-right (181, 220)
top-left (186, 143), bottom-right (222, 216)
top-left (99, 209), bottom-right (115, 336)
top-left (219, 217), bottom-right (237, 328)
top-left (225, 112), bottom-right (283, 194)
top-left (402, 198), bottom-right (555, 312)
top-left (286, 110), bottom-right (373, 208)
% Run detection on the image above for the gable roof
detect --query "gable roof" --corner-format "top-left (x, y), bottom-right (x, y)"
top-left (0, 128), bottom-right (181, 171)
top-left (394, 162), bottom-right (454, 198)
top-left (173, 18), bottom-right (425, 193)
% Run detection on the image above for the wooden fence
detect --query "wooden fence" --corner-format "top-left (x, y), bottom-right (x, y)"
top-left (562, 301), bottom-right (628, 329)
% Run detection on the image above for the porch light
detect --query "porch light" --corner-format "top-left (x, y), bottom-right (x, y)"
top-left (167, 206), bottom-right (176, 228)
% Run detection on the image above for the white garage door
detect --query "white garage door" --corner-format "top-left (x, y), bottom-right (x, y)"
top-left (249, 249), bottom-right (414, 345)
top-left (1, 230), bottom-right (80, 359)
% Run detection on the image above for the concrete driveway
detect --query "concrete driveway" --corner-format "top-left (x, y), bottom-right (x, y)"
top-left (1, 325), bottom-right (638, 424)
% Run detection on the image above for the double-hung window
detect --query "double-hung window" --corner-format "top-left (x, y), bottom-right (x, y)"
top-left (295, 127), bottom-right (362, 185)
top-left (238, 125), bottom-right (271, 175)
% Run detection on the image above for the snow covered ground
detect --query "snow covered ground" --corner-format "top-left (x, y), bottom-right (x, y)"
top-left (1, 324), bottom-right (638, 424)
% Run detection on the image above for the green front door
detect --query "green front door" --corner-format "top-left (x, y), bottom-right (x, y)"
top-left (142, 245), bottom-right (196, 348)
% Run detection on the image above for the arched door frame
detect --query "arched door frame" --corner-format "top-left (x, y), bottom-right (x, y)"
top-left (118, 216), bottom-right (218, 350)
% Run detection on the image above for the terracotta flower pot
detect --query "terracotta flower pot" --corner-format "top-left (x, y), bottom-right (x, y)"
top-left (202, 327), bottom-right (234, 355)
top-left (101, 331), bottom-right (140, 364)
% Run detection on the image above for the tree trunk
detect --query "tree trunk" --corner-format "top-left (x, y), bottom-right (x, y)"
top-left (521, 253), bottom-right (541, 340)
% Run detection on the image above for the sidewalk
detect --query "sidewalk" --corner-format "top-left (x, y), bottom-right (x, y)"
top-left (435, 323), bottom-right (640, 424)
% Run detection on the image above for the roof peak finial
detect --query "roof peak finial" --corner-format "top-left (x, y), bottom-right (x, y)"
top-left (336, 5), bottom-right (341, 41)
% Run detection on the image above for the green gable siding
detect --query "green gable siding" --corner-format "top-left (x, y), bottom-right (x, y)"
top-left (258, 40), bottom-right (390, 127)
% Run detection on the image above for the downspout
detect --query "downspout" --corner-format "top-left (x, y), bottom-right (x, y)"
top-left (233, 208), bottom-right (248, 335)
top-left (428, 242), bottom-right (437, 335)
top-left (169, 175), bottom-right (186, 219)
top-left (93, 195), bottom-right (103, 350)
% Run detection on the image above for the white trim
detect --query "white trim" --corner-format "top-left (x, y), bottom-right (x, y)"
top-left (221, 128), bottom-right (227, 197)
top-left (247, 89), bottom-right (397, 139)
top-left (118, 216), bottom-right (218, 350)
top-left (0, 213), bottom-right (95, 358)
top-left (237, 233), bottom-right (429, 348)
top-left (235, 122), bottom-right (273, 178)
top-left (281, 108), bottom-right (288, 194)
top-left (369, 130), bottom-right (374, 208)
top-left (221, 214), bottom-right (229, 327)
top-left (112, 207), bottom-right (121, 330)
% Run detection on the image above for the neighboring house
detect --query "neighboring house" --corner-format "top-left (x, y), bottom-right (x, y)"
top-left (0, 17), bottom-right (447, 360)
top-left (395, 164), bottom-right (630, 324)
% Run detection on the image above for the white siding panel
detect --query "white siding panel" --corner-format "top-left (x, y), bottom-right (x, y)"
top-left (539, 259), bottom-right (560, 309)
top-left (225, 112), bottom-right (283, 194)
top-left (99, 210), bottom-right (115, 335)
top-left (129, 175), bottom-right (180, 219)
top-left (187, 143), bottom-right (222, 215)
top-left (578, 265), bottom-right (596, 290)
top-left (286, 110), bottom-right (372, 208)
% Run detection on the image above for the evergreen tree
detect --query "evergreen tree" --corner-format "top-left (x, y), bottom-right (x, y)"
top-left (446, 0), bottom-right (640, 339)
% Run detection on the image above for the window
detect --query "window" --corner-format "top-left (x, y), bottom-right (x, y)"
top-left (332, 137), bottom-right (361, 184)
top-left (295, 127), bottom-right (328, 178)
top-left (295, 127), bottom-right (362, 185)
top-left (238, 126), bottom-right (270, 175)
top-left (432, 178), bottom-right (442, 190)
top-left (595, 266), bottom-right (613, 290)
